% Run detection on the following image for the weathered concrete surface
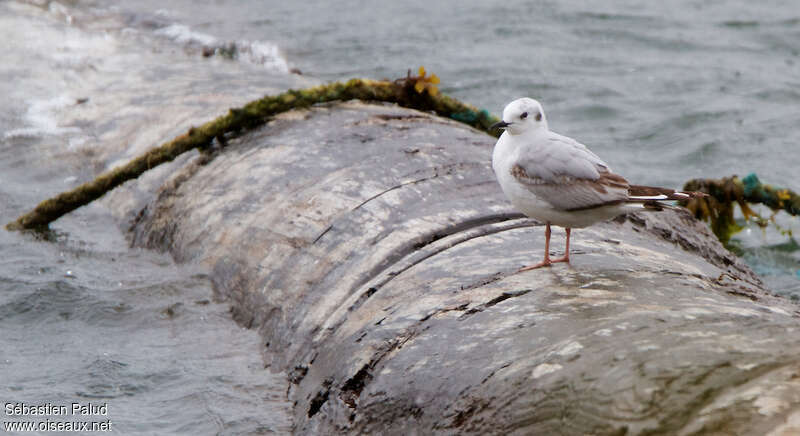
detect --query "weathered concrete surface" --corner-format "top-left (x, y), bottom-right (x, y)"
top-left (128, 101), bottom-right (800, 435)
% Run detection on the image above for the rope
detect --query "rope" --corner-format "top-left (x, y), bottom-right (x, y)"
top-left (683, 173), bottom-right (799, 243)
top-left (6, 71), bottom-right (500, 231)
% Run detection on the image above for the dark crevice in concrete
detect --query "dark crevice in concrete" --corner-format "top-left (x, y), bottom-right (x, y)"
top-left (339, 364), bottom-right (373, 409)
top-left (458, 271), bottom-right (510, 292)
top-left (459, 289), bottom-right (533, 320)
top-left (307, 378), bottom-right (333, 418)
top-left (347, 287), bottom-right (379, 314)
top-left (485, 289), bottom-right (533, 307)
top-left (351, 178), bottom-right (430, 211)
top-left (312, 224), bottom-right (333, 244)
top-left (334, 329), bottom-right (421, 417)
top-left (289, 365), bottom-right (309, 385)
top-left (726, 287), bottom-right (759, 301)
top-left (418, 302), bottom-right (470, 323)
top-left (373, 113), bottom-right (431, 121)
top-left (481, 362), bottom-right (512, 385)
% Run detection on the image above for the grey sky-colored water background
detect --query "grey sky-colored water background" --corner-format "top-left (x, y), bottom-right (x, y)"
top-left (2, 0), bottom-right (798, 433)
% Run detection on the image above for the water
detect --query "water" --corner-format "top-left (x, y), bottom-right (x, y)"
top-left (1, 2), bottom-right (296, 433)
top-left (1, 0), bottom-right (798, 432)
top-left (0, 217), bottom-right (292, 434)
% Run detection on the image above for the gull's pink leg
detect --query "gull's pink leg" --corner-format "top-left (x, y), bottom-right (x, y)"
top-left (519, 226), bottom-right (570, 272)
top-left (549, 228), bottom-right (571, 264)
top-left (519, 223), bottom-right (553, 271)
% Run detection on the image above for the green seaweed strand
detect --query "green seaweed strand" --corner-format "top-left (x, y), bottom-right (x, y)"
top-left (6, 77), bottom-right (500, 231)
top-left (683, 173), bottom-right (799, 244)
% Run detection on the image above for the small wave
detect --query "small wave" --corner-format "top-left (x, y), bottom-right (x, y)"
top-left (154, 23), bottom-right (218, 46)
top-left (3, 95), bottom-right (83, 140)
top-left (234, 40), bottom-right (291, 74)
top-left (29, 2), bottom-right (294, 74)
top-left (154, 23), bottom-right (290, 74)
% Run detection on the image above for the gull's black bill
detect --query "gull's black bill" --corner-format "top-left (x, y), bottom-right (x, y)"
top-left (490, 121), bottom-right (510, 130)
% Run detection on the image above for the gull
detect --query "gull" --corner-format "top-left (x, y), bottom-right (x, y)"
top-left (491, 97), bottom-right (705, 270)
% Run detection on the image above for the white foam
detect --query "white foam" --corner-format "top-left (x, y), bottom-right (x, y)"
top-left (154, 22), bottom-right (290, 73)
top-left (237, 40), bottom-right (291, 74)
top-left (3, 95), bottom-right (82, 140)
top-left (155, 23), bottom-right (218, 46)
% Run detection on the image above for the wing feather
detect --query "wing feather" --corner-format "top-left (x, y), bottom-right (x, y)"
top-left (510, 133), bottom-right (630, 211)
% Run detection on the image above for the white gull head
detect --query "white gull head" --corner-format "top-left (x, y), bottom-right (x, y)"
top-left (495, 97), bottom-right (548, 135)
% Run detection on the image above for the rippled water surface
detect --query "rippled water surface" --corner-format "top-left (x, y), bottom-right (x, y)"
top-left (0, 218), bottom-right (292, 433)
top-left (1, 2), bottom-right (296, 433)
top-left (1, 0), bottom-right (798, 433)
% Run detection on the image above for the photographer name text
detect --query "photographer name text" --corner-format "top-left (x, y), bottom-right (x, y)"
top-left (5, 402), bottom-right (108, 416)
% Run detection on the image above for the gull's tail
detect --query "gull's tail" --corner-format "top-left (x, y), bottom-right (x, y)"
top-left (627, 185), bottom-right (707, 211)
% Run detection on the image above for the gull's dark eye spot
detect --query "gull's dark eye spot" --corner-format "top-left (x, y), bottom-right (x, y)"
top-left (535, 112), bottom-right (542, 121)
top-left (520, 112), bottom-right (528, 119)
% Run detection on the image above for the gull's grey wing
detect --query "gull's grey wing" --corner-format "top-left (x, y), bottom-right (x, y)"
top-left (511, 133), bottom-right (630, 211)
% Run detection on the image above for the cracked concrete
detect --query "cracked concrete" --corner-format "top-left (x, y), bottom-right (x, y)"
top-left (124, 101), bottom-right (800, 435)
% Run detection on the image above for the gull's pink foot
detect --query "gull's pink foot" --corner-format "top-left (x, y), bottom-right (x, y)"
top-left (519, 259), bottom-right (552, 271)
top-left (518, 253), bottom-right (569, 271)
top-left (518, 226), bottom-right (571, 272)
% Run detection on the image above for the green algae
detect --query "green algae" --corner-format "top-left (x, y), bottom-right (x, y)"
top-left (683, 173), bottom-right (799, 245)
top-left (7, 74), bottom-right (500, 231)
